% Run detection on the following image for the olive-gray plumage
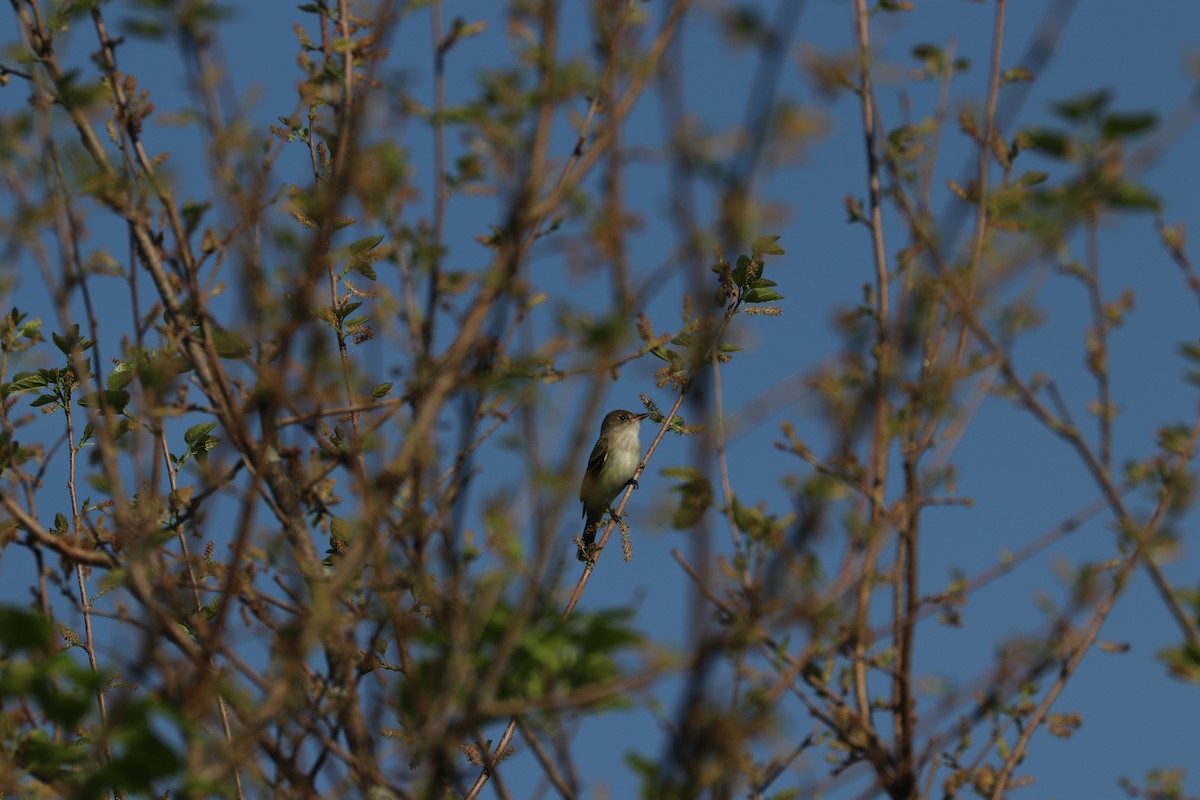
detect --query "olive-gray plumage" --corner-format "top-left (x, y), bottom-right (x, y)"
top-left (577, 409), bottom-right (648, 561)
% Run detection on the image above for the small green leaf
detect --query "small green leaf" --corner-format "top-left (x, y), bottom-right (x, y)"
top-left (732, 254), bottom-right (752, 286)
top-left (669, 473), bottom-right (713, 530)
top-left (370, 382), bottom-right (393, 400)
top-left (1101, 112), bottom-right (1157, 141)
top-left (349, 234), bottom-right (384, 253)
top-left (5, 371), bottom-right (49, 395)
top-left (1020, 128), bottom-right (1071, 159)
top-left (1157, 424), bottom-right (1190, 456)
top-left (209, 328), bottom-right (251, 359)
top-left (336, 301), bottom-right (363, 321)
top-left (649, 346), bottom-right (677, 362)
top-left (743, 288), bottom-right (784, 303)
top-left (1000, 66), bottom-right (1034, 84)
top-left (1052, 89), bottom-right (1112, 122)
top-left (751, 235), bottom-right (784, 257)
top-left (77, 390), bottom-right (130, 413)
top-left (911, 43), bottom-right (942, 64)
top-left (181, 200), bottom-right (211, 237)
top-left (330, 516), bottom-right (353, 544)
top-left (1107, 181), bottom-right (1161, 212)
top-left (107, 360), bottom-right (136, 391)
top-left (184, 422), bottom-right (218, 446)
top-left (1160, 641), bottom-right (1200, 683)
top-left (1016, 171), bottom-right (1049, 188)
top-left (0, 607), bottom-right (53, 649)
top-left (51, 331), bottom-right (68, 354)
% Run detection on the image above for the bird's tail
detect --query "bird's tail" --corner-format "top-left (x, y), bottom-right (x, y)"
top-left (576, 521), bottom-right (599, 562)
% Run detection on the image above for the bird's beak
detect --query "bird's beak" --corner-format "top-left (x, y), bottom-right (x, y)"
top-left (634, 413), bottom-right (650, 420)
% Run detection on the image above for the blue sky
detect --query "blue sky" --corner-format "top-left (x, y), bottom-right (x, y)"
top-left (4, 1), bottom-right (1200, 797)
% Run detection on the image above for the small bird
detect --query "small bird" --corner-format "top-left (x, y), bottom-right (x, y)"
top-left (578, 409), bottom-right (649, 562)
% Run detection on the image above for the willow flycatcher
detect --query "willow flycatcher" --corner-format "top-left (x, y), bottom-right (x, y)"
top-left (577, 409), bottom-right (649, 562)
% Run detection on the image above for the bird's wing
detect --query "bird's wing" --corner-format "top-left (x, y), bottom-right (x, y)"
top-left (585, 440), bottom-right (608, 475)
top-left (579, 440), bottom-right (609, 509)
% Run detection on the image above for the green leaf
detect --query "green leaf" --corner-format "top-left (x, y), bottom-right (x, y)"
top-left (1020, 128), bottom-right (1071, 159)
top-left (0, 607), bottom-right (53, 649)
top-left (5, 371), bottom-right (49, 396)
top-left (78, 390), bottom-right (130, 413)
top-left (184, 422), bottom-right (218, 446)
top-left (911, 43), bottom-right (942, 66)
top-left (1160, 642), bottom-right (1200, 683)
top-left (30, 394), bottom-right (58, 408)
top-left (1052, 89), bottom-right (1112, 122)
top-left (1106, 181), bottom-right (1161, 212)
top-left (1101, 112), bottom-right (1157, 141)
top-left (336, 301), bottom-right (363, 321)
top-left (370, 382), bottom-right (393, 400)
top-left (51, 325), bottom-right (91, 356)
top-left (346, 231), bottom-right (385, 281)
top-left (330, 516), bottom-right (353, 544)
top-left (669, 472), bottom-right (713, 530)
top-left (107, 360), bottom-right (136, 391)
top-left (122, 18), bottom-right (167, 38)
top-left (1178, 341), bottom-right (1200, 364)
top-left (209, 327), bottom-right (251, 359)
top-left (1016, 171), bottom-right (1049, 188)
top-left (743, 288), bottom-right (784, 303)
top-left (1000, 66), bottom-right (1034, 84)
top-left (349, 234), bottom-right (384, 253)
top-left (751, 235), bottom-right (784, 257)
top-left (51, 330), bottom-right (70, 355)
top-left (113, 419), bottom-right (133, 441)
top-left (649, 346), bottom-right (677, 362)
top-left (1157, 424), bottom-right (1190, 456)
top-left (181, 200), bottom-right (211, 237)
top-left (732, 254), bottom-right (752, 286)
